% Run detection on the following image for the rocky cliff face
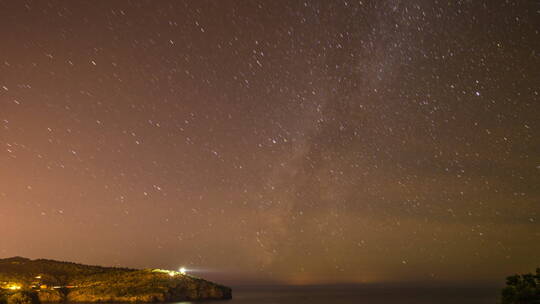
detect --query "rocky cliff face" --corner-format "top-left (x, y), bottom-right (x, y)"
top-left (36, 291), bottom-right (63, 303)
top-left (64, 270), bottom-right (232, 302)
top-left (0, 257), bottom-right (232, 303)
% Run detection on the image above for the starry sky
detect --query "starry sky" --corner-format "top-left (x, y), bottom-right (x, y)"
top-left (0, 0), bottom-right (539, 286)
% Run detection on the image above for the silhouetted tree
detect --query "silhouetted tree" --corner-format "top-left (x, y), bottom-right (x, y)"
top-left (501, 268), bottom-right (540, 304)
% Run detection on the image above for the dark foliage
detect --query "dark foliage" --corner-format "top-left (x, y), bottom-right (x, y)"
top-left (6, 291), bottom-right (39, 304)
top-left (0, 257), bottom-right (132, 286)
top-left (501, 268), bottom-right (540, 304)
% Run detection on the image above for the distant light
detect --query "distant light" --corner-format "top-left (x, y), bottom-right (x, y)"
top-left (179, 267), bottom-right (186, 275)
top-left (168, 272), bottom-right (175, 277)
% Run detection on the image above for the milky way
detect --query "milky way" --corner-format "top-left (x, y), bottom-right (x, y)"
top-left (0, 1), bottom-right (538, 285)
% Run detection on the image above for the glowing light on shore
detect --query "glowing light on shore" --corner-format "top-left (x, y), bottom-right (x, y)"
top-left (7, 284), bottom-right (22, 290)
top-left (179, 267), bottom-right (186, 275)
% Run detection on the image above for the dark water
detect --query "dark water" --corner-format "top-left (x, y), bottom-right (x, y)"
top-left (177, 286), bottom-right (499, 304)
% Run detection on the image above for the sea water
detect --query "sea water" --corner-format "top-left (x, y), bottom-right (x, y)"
top-left (175, 285), bottom-right (499, 304)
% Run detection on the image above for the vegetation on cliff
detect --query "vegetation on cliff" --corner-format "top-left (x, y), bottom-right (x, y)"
top-left (501, 268), bottom-right (540, 304)
top-left (0, 257), bottom-right (231, 303)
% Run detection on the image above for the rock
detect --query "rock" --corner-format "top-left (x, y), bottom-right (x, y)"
top-left (6, 291), bottom-right (40, 304)
top-left (36, 290), bottom-right (63, 303)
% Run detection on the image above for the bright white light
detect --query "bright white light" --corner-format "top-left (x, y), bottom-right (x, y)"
top-left (168, 272), bottom-right (175, 277)
top-left (179, 267), bottom-right (186, 275)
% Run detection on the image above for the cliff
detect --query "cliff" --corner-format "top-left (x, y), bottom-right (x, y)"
top-left (0, 257), bottom-right (231, 303)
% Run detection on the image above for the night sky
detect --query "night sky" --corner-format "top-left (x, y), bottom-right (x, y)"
top-left (1, 0), bottom-right (539, 286)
